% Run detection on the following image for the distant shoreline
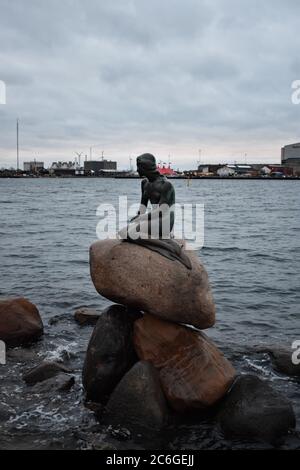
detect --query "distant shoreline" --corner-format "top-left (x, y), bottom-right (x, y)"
top-left (0, 175), bottom-right (299, 181)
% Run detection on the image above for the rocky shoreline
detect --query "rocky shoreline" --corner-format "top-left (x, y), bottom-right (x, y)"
top-left (0, 240), bottom-right (299, 450)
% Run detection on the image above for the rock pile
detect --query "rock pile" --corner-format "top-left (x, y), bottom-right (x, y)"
top-left (84, 241), bottom-right (233, 422)
top-left (83, 239), bottom-right (296, 443)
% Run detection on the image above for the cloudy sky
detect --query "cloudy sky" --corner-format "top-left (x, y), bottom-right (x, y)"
top-left (0, 0), bottom-right (300, 169)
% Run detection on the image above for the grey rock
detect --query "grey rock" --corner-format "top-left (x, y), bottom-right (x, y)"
top-left (31, 373), bottom-right (75, 393)
top-left (218, 374), bottom-right (296, 445)
top-left (104, 361), bottom-right (168, 433)
top-left (7, 348), bottom-right (39, 363)
top-left (0, 403), bottom-right (16, 422)
top-left (82, 304), bottom-right (139, 403)
top-left (74, 307), bottom-right (101, 326)
top-left (268, 347), bottom-right (300, 377)
top-left (23, 361), bottom-right (72, 385)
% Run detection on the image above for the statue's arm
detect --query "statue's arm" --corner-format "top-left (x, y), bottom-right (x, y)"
top-left (129, 179), bottom-right (148, 222)
top-left (139, 179), bottom-right (149, 214)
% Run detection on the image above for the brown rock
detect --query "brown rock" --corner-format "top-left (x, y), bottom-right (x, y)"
top-left (134, 314), bottom-right (236, 412)
top-left (90, 239), bottom-right (215, 329)
top-left (0, 298), bottom-right (43, 347)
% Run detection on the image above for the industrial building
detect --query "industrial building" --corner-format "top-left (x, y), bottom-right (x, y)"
top-left (84, 159), bottom-right (117, 175)
top-left (50, 161), bottom-right (76, 176)
top-left (281, 143), bottom-right (300, 175)
top-left (23, 161), bottom-right (44, 174)
top-left (197, 163), bottom-right (254, 176)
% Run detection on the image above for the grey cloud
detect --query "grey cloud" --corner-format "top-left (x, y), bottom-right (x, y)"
top-left (0, 0), bottom-right (300, 168)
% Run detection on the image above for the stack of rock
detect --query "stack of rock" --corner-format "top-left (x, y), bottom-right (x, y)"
top-left (83, 239), bottom-right (296, 444)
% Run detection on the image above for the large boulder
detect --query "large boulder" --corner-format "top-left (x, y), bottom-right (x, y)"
top-left (104, 361), bottom-right (168, 433)
top-left (218, 374), bottom-right (296, 444)
top-left (134, 314), bottom-right (236, 412)
top-left (82, 304), bottom-right (139, 403)
top-left (0, 298), bottom-right (43, 347)
top-left (90, 239), bottom-right (215, 330)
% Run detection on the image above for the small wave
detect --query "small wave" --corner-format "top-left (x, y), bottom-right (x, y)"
top-left (42, 341), bottom-right (79, 362)
top-left (243, 355), bottom-right (290, 382)
top-left (248, 252), bottom-right (285, 261)
top-left (202, 246), bottom-right (250, 253)
top-left (9, 405), bottom-right (68, 428)
top-left (67, 260), bottom-right (88, 265)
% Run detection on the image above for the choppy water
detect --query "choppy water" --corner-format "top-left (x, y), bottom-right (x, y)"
top-left (0, 178), bottom-right (299, 450)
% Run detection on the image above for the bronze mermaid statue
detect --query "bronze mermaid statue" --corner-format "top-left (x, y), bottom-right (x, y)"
top-left (118, 153), bottom-right (192, 270)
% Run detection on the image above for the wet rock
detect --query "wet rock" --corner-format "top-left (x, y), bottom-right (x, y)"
top-left (7, 348), bottom-right (39, 363)
top-left (84, 401), bottom-right (104, 419)
top-left (90, 239), bottom-right (215, 330)
top-left (31, 373), bottom-right (75, 393)
top-left (109, 427), bottom-right (131, 441)
top-left (218, 374), bottom-right (296, 444)
top-left (91, 441), bottom-right (118, 451)
top-left (23, 361), bottom-right (72, 385)
top-left (48, 314), bottom-right (69, 326)
top-left (0, 297), bottom-right (43, 347)
top-left (268, 347), bottom-right (300, 377)
top-left (0, 403), bottom-right (16, 422)
top-left (74, 307), bottom-right (101, 326)
top-left (134, 314), bottom-right (236, 412)
top-left (104, 361), bottom-right (168, 433)
top-left (82, 304), bottom-right (138, 403)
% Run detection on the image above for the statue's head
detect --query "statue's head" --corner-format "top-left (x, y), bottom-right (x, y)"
top-left (136, 153), bottom-right (159, 178)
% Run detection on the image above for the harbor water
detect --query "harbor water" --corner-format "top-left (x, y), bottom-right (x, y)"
top-left (0, 177), bottom-right (299, 449)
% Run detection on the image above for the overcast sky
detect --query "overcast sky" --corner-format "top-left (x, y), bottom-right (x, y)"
top-left (0, 0), bottom-right (300, 169)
